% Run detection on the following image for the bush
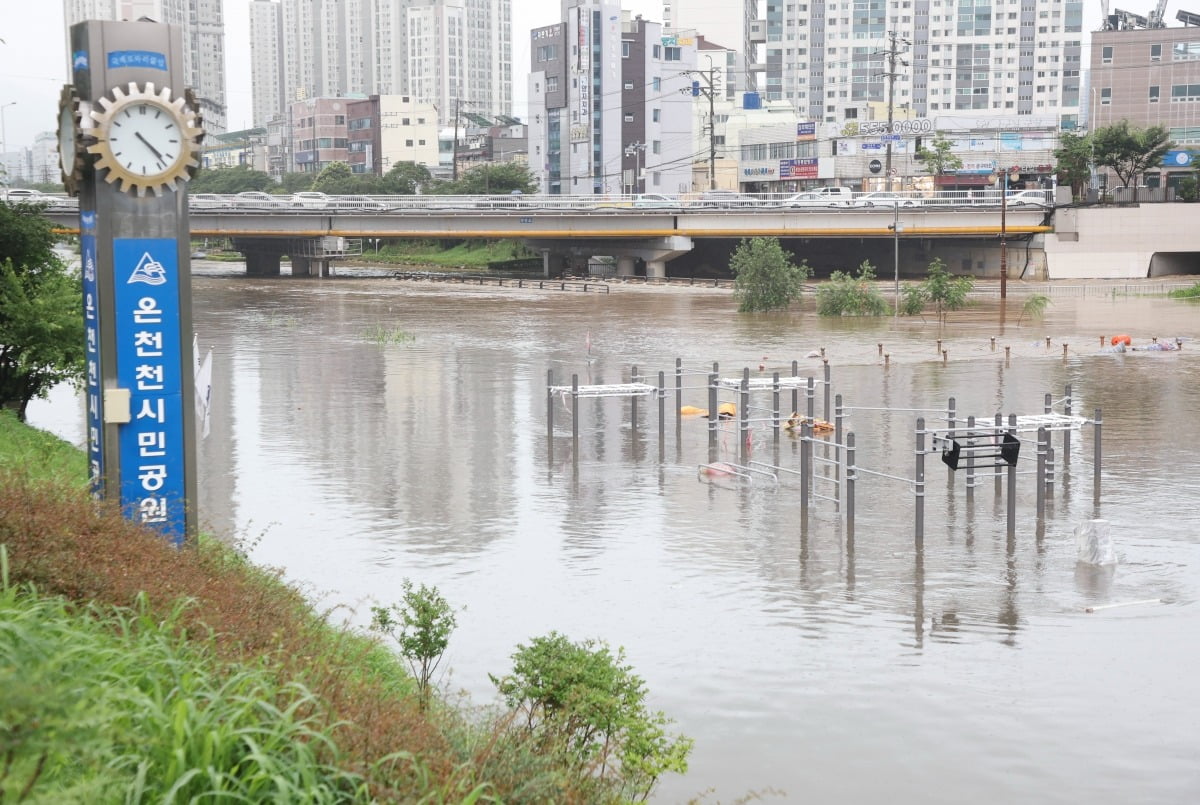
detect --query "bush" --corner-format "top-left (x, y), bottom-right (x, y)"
top-left (817, 260), bottom-right (889, 316)
top-left (730, 237), bottom-right (811, 312)
top-left (490, 632), bottom-right (692, 802)
top-left (902, 257), bottom-right (974, 322)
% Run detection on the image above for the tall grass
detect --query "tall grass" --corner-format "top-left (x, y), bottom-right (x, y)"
top-left (0, 411), bottom-right (646, 803)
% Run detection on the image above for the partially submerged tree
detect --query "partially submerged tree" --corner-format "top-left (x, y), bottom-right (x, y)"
top-left (730, 236), bottom-right (811, 313)
top-left (0, 201), bottom-right (85, 420)
top-left (901, 257), bottom-right (974, 323)
top-left (817, 260), bottom-right (888, 316)
top-left (1092, 121), bottom-right (1173, 201)
top-left (370, 580), bottom-right (457, 708)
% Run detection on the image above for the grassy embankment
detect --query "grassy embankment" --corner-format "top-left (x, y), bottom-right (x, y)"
top-left (195, 240), bottom-right (532, 270)
top-left (0, 411), bottom-right (620, 803)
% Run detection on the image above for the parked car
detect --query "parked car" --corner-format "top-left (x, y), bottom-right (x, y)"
top-left (780, 191), bottom-right (850, 208)
top-left (234, 191), bottom-right (290, 209)
top-left (1, 188), bottom-right (45, 204)
top-left (293, 191), bottom-right (330, 209)
top-left (850, 191), bottom-right (920, 208)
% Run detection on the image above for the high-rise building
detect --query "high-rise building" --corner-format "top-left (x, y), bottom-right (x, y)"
top-left (527, 1), bottom-right (696, 195)
top-left (251, 0), bottom-right (511, 129)
top-left (662, 0), bottom-right (758, 96)
top-left (250, 0), bottom-right (285, 131)
top-left (63, 0), bottom-right (228, 135)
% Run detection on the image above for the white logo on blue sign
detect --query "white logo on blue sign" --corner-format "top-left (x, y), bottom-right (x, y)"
top-left (73, 51), bottom-right (89, 70)
top-left (128, 252), bottom-right (167, 286)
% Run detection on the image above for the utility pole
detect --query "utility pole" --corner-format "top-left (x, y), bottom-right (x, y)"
top-left (686, 58), bottom-right (722, 190)
top-left (452, 95), bottom-right (461, 181)
top-left (878, 31), bottom-right (909, 192)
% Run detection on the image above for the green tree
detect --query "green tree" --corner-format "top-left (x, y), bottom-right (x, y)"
top-left (1054, 131), bottom-right (1093, 199)
top-left (431, 162), bottom-right (538, 195)
top-left (730, 237), bottom-right (811, 313)
top-left (188, 164), bottom-right (273, 194)
top-left (490, 632), bottom-right (692, 802)
top-left (901, 257), bottom-right (974, 323)
top-left (0, 202), bottom-right (85, 420)
top-left (915, 134), bottom-right (963, 176)
top-left (370, 580), bottom-right (457, 708)
top-left (277, 172), bottom-right (315, 193)
top-left (817, 260), bottom-right (888, 316)
top-left (382, 161), bottom-right (433, 195)
top-left (1093, 120), bottom-right (1173, 201)
top-left (310, 161), bottom-right (386, 194)
top-left (1018, 293), bottom-right (1051, 325)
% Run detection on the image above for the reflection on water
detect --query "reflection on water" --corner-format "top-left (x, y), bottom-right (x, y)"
top-left (27, 275), bottom-right (1200, 804)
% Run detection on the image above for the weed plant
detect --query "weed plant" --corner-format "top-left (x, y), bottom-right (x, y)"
top-left (1168, 282), bottom-right (1200, 299)
top-left (363, 324), bottom-right (416, 344)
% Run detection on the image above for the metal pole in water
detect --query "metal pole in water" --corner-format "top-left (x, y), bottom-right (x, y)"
top-left (658, 370), bottom-right (666, 456)
top-left (846, 431), bottom-right (856, 542)
top-left (1094, 407), bottom-right (1102, 507)
top-left (915, 417), bottom-right (926, 548)
top-left (807, 376), bottom-right (815, 421)
top-left (546, 369), bottom-right (554, 460)
top-left (835, 393), bottom-right (844, 507)
top-left (965, 415), bottom-right (976, 498)
top-left (708, 364), bottom-right (719, 453)
top-left (1036, 426), bottom-right (1047, 521)
top-left (1007, 414), bottom-right (1018, 541)
top-left (1063, 383), bottom-right (1072, 465)
top-left (571, 374), bottom-right (579, 457)
top-left (994, 412), bottom-right (1003, 500)
top-left (631, 365), bottom-right (639, 436)
top-left (947, 396), bottom-right (957, 486)
top-left (739, 368), bottom-right (750, 464)
top-left (1047, 443), bottom-right (1055, 498)
top-left (772, 372), bottom-right (781, 444)
top-left (791, 360), bottom-right (799, 416)
top-left (801, 419), bottom-right (811, 526)
top-left (823, 361), bottom-right (831, 422)
top-left (676, 358), bottom-right (683, 442)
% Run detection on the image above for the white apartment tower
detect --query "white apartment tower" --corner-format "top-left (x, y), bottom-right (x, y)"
top-left (251, 0), bottom-right (511, 128)
top-left (250, 0), bottom-right (286, 130)
top-left (63, 0), bottom-right (228, 134)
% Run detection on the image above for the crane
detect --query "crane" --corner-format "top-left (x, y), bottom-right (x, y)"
top-left (1149, 0), bottom-right (1169, 27)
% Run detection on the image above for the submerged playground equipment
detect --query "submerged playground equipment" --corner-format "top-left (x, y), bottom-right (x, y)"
top-left (546, 358), bottom-right (1100, 547)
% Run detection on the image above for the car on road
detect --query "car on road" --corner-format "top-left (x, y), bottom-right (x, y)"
top-left (332, 195), bottom-right (390, 211)
top-left (631, 193), bottom-right (681, 209)
top-left (1, 188), bottom-right (46, 204)
top-left (293, 191), bottom-right (330, 209)
top-left (779, 191), bottom-right (851, 208)
top-left (234, 191), bottom-right (291, 209)
top-left (849, 191), bottom-right (921, 208)
top-left (697, 189), bottom-right (759, 208)
top-left (190, 193), bottom-right (224, 210)
top-left (1004, 189), bottom-right (1052, 207)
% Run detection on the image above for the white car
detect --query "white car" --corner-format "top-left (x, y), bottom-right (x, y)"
top-left (780, 191), bottom-right (849, 208)
top-left (850, 191), bottom-right (920, 208)
top-left (293, 191), bottom-right (330, 209)
top-left (1, 188), bottom-right (45, 204)
top-left (234, 191), bottom-right (291, 209)
top-left (1005, 189), bottom-right (1052, 207)
top-left (631, 193), bottom-right (681, 209)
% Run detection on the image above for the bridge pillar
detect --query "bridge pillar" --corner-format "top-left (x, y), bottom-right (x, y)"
top-left (245, 252), bottom-right (281, 276)
top-left (291, 256), bottom-right (312, 277)
top-left (645, 259), bottom-right (668, 279)
top-left (616, 256), bottom-right (636, 277)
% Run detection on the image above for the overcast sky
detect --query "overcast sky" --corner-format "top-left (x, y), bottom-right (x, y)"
top-left (0, 0), bottom-right (1156, 152)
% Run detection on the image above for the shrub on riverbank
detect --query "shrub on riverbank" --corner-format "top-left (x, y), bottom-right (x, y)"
top-left (0, 410), bottom-right (690, 801)
top-left (1167, 282), bottom-right (1200, 299)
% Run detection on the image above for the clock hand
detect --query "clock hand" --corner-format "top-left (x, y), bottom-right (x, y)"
top-left (135, 131), bottom-right (165, 162)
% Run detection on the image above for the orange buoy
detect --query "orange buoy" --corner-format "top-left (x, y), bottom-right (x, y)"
top-left (1111, 334), bottom-right (1131, 346)
top-left (717, 402), bottom-right (736, 419)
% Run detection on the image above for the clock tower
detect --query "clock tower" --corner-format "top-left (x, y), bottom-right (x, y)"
top-left (63, 19), bottom-right (202, 546)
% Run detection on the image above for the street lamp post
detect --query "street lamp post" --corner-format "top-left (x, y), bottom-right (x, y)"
top-left (989, 165), bottom-right (1020, 300)
top-left (889, 204), bottom-right (904, 316)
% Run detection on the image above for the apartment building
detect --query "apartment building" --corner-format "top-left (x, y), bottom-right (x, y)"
top-left (251, 0), bottom-right (511, 129)
top-left (289, 96), bottom-right (350, 173)
top-left (64, 0), bottom-right (228, 134)
top-left (345, 95), bottom-right (441, 174)
top-left (527, 1), bottom-right (696, 195)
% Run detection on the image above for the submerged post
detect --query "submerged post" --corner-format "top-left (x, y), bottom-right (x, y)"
top-left (546, 369), bottom-right (554, 457)
top-left (834, 393), bottom-right (844, 503)
top-left (631, 365), bottom-right (639, 435)
top-left (807, 376), bottom-right (815, 421)
top-left (1063, 383), bottom-right (1072, 464)
top-left (1007, 414), bottom-right (1018, 541)
top-left (1036, 426), bottom-right (1047, 520)
top-left (791, 360), bottom-right (799, 415)
top-left (571, 373), bottom-right (580, 455)
top-left (846, 431), bottom-right (856, 543)
top-left (658, 370), bottom-right (666, 447)
top-left (947, 397), bottom-right (957, 485)
top-left (772, 372), bottom-right (781, 444)
top-left (915, 417), bottom-right (926, 548)
top-left (994, 412), bottom-right (1003, 500)
top-left (739, 368), bottom-right (751, 463)
top-left (823, 361), bottom-right (831, 422)
top-left (800, 419), bottom-right (811, 525)
top-left (1094, 407), bottom-right (1103, 506)
top-left (965, 415), bottom-right (976, 497)
top-left (708, 364), bottom-right (719, 453)
top-left (675, 358), bottom-right (683, 441)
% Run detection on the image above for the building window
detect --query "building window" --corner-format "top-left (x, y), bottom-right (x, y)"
top-left (1150, 85), bottom-right (1160, 103)
top-left (1171, 83), bottom-right (1200, 100)
top-left (1100, 87), bottom-right (1111, 105)
top-left (406, 139), bottom-right (414, 147)
top-left (664, 46), bottom-right (681, 61)
top-left (1151, 43), bottom-right (1162, 61)
top-left (652, 108), bottom-right (660, 122)
top-left (652, 140), bottom-right (661, 154)
top-left (624, 81), bottom-right (634, 90)
top-left (624, 113), bottom-right (634, 122)
top-left (622, 41), bottom-right (631, 58)
top-left (652, 77), bottom-right (661, 90)
top-left (547, 75), bottom-right (559, 92)
top-left (653, 44), bottom-right (661, 58)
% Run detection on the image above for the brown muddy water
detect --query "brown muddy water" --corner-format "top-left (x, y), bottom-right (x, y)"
top-left (29, 266), bottom-right (1200, 803)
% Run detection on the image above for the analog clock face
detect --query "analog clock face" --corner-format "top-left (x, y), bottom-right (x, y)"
top-left (107, 100), bottom-right (185, 178)
top-left (87, 82), bottom-right (203, 196)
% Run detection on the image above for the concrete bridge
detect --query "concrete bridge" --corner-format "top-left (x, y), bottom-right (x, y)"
top-left (42, 196), bottom-right (1199, 280)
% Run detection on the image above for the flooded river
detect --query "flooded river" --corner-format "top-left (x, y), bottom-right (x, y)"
top-left (29, 267), bottom-right (1200, 803)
